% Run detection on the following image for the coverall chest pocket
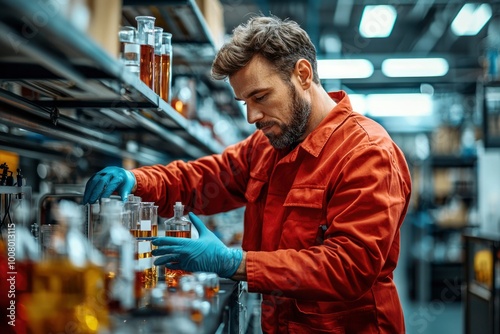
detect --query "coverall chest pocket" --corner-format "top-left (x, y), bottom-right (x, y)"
top-left (244, 176), bottom-right (267, 203)
top-left (281, 187), bottom-right (326, 250)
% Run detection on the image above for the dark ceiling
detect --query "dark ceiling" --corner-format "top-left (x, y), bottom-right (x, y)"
top-left (219, 0), bottom-right (500, 95)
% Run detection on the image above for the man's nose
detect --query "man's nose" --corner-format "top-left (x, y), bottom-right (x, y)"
top-left (246, 105), bottom-right (264, 124)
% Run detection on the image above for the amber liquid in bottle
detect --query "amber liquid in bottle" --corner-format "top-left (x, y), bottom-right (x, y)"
top-left (165, 230), bottom-right (191, 239)
top-left (164, 229), bottom-right (191, 288)
top-left (160, 53), bottom-right (171, 102)
top-left (140, 44), bottom-right (154, 89)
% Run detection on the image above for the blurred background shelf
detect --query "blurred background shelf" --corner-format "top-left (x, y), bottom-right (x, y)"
top-left (0, 0), bottom-right (247, 168)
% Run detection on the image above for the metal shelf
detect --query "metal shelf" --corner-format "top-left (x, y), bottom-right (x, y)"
top-left (0, 0), bottom-right (228, 164)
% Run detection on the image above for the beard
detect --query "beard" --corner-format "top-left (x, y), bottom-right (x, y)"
top-left (257, 84), bottom-right (312, 149)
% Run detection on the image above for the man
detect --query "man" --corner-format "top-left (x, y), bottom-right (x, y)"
top-left (84, 15), bottom-right (411, 333)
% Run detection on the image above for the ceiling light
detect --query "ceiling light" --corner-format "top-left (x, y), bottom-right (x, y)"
top-left (381, 58), bottom-right (449, 77)
top-left (366, 93), bottom-right (433, 117)
top-left (451, 3), bottom-right (492, 36)
top-left (318, 59), bottom-right (374, 79)
top-left (359, 5), bottom-right (397, 38)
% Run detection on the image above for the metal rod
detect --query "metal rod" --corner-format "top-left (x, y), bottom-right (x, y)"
top-left (0, 88), bottom-right (120, 146)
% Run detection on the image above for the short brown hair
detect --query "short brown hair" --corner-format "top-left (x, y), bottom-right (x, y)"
top-left (211, 15), bottom-right (319, 84)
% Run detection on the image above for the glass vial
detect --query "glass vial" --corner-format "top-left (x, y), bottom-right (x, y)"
top-left (135, 16), bottom-right (156, 89)
top-left (153, 26), bottom-right (163, 95)
top-left (164, 202), bottom-right (192, 288)
top-left (160, 32), bottom-right (173, 104)
top-left (119, 26), bottom-right (140, 77)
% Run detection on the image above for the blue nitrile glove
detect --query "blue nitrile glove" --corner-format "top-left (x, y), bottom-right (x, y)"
top-left (83, 166), bottom-right (136, 204)
top-left (152, 212), bottom-right (243, 278)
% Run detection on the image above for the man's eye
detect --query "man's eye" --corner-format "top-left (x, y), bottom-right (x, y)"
top-left (255, 95), bottom-right (266, 102)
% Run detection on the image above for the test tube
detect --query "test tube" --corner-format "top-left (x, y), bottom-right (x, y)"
top-left (160, 32), bottom-right (173, 103)
top-left (153, 27), bottom-right (163, 95)
top-left (135, 16), bottom-right (156, 89)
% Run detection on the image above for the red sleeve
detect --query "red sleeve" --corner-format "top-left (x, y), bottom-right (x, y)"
top-left (131, 137), bottom-right (255, 218)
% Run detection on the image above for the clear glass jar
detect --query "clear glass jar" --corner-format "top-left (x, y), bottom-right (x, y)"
top-left (118, 26), bottom-right (140, 77)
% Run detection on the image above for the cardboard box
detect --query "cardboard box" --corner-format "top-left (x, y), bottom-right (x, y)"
top-left (86, 0), bottom-right (122, 58)
top-left (196, 0), bottom-right (225, 48)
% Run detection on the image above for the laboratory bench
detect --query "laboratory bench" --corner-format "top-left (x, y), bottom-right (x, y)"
top-left (110, 279), bottom-right (260, 334)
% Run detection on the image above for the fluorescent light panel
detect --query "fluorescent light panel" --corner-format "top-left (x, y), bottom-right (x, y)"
top-left (451, 3), bottom-right (492, 36)
top-left (318, 59), bottom-right (374, 79)
top-left (366, 93), bottom-right (433, 117)
top-left (381, 58), bottom-right (449, 77)
top-left (359, 5), bottom-right (397, 38)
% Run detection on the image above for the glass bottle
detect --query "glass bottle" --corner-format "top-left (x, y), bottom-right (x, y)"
top-left (135, 16), bottom-right (156, 89)
top-left (94, 199), bottom-right (135, 313)
top-left (27, 200), bottom-right (108, 334)
top-left (164, 202), bottom-right (191, 288)
top-left (160, 32), bottom-right (173, 104)
top-left (153, 26), bottom-right (163, 95)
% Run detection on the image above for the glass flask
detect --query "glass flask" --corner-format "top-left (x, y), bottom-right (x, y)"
top-left (94, 199), bottom-right (135, 313)
top-left (153, 26), bottom-right (163, 95)
top-left (27, 200), bottom-right (108, 334)
top-left (164, 202), bottom-right (191, 288)
top-left (135, 16), bottom-right (156, 89)
top-left (160, 32), bottom-right (173, 103)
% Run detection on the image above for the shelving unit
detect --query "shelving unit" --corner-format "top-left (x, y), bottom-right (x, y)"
top-left (0, 0), bottom-right (247, 167)
top-left (410, 154), bottom-right (479, 302)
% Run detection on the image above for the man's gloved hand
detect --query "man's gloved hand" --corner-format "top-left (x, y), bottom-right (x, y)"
top-left (152, 212), bottom-right (243, 278)
top-left (83, 166), bottom-right (136, 204)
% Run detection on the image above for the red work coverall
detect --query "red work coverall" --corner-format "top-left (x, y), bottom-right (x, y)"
top-left (133, 91), bottom-right (412, 333)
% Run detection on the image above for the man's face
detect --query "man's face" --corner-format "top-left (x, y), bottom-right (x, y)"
top-left (229, 55), bottom-right (312, 149)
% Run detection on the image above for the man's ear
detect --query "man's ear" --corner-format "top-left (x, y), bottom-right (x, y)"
top-left (294, 58), bottom-right (313, 89)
